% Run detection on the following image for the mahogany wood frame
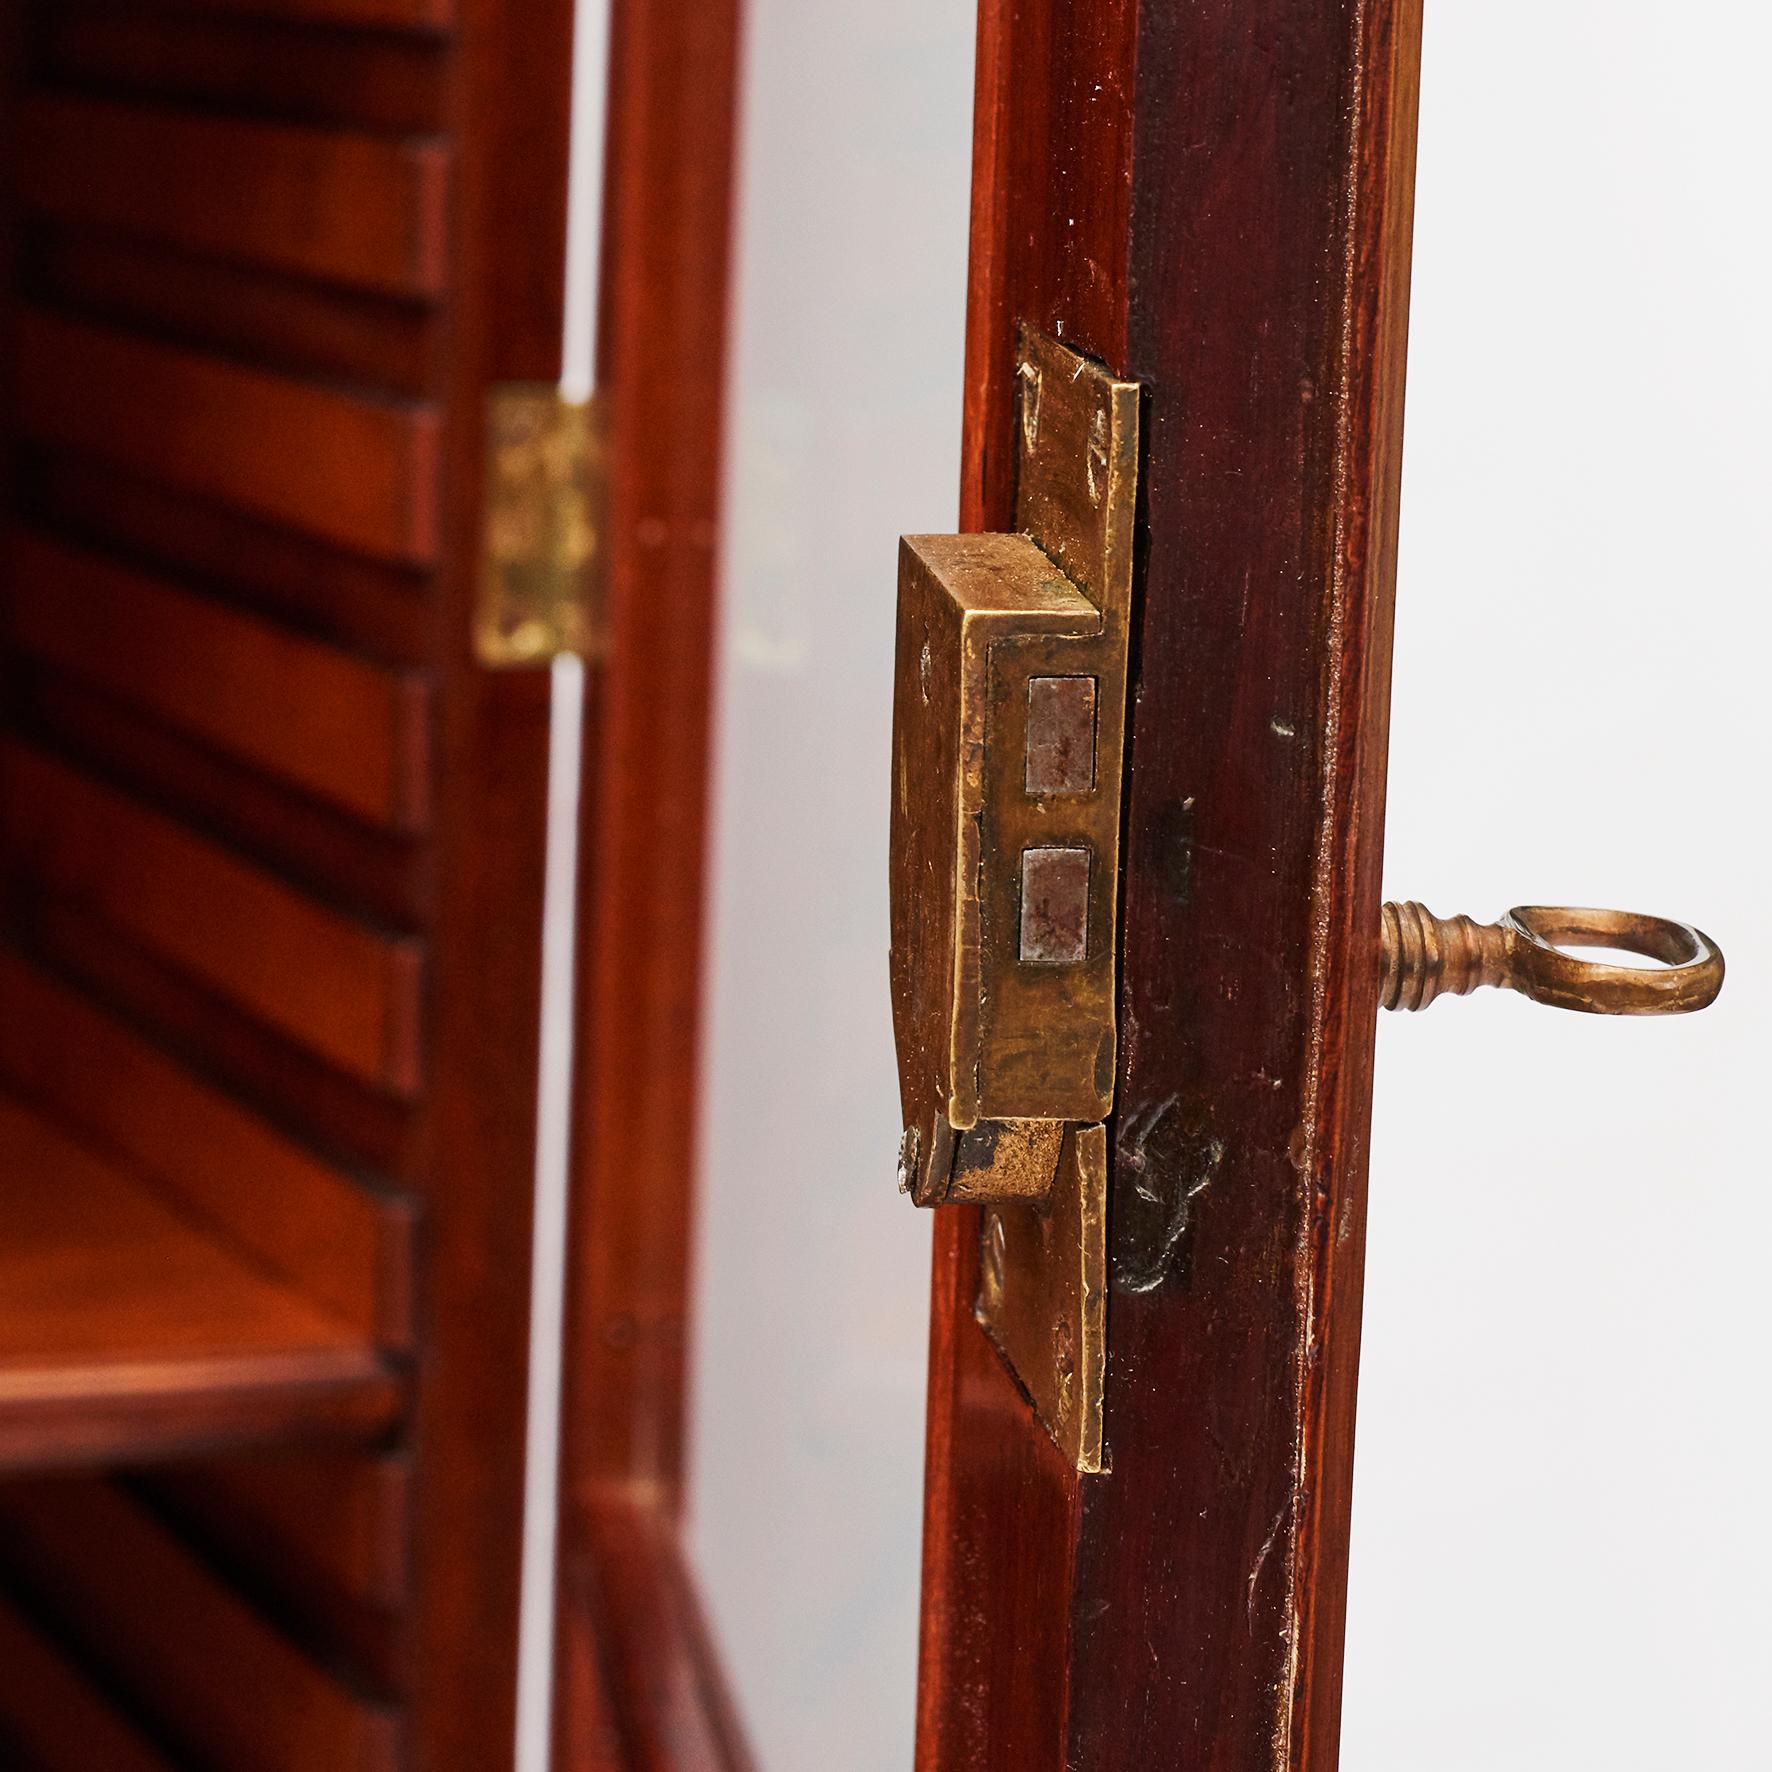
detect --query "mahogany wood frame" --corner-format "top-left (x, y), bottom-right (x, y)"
top-left (546, 1), bottom-right (1421, 1765)
top-left (409, 0), bottom-right (574, 1763)
top-left (555, 0), bottom-right (749, 1764)
top-left (916, 3), bottom-right (1423, 1767)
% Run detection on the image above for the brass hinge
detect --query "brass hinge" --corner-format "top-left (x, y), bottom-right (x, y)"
top-left (475, 383), bottom-right (607, 667)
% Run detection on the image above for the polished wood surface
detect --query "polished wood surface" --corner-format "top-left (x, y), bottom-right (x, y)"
top-left (2, 742), bottom-right (426, 1091)
top-left (38, 4), bottom-right (448, 133)
top-left (556, 1494), bottom-right (757, 1772)
top-left (0, 1095), bottom-right (398, 1471)
top-left (17, 96), bottom-right (450, 295)
top-left (402, 0), bottom-right (572, 1756)
top-left (916, 3), bottom-right (1423, 1768)
top-left (142, 1453), bottom-right (413, 1696)
top-left (0, 1591), bottom-right (177, 1772)
top-left (563, 0), bottom-right (742, 1517)
top-left (35, 229), bottom-right (440, 395)
top-left (552, 0), bottom-right (747, 1761)
top-left (6, 529), bottom-right (432, 828)
top-left (0, 1478), bottom-right (403, 1771)
top-left (162, 1447), bottom-right (415, 1616)
top-left (0, 952), bottom-right (412, 1343)
top-left (147, 0), bottom-right (454, 29)
top-left (17, 311), bottom-right (443, 563)
top-left (28, 454), bottom-right (432, 665)
top-left (0, 0), bottom-right (570, 1760)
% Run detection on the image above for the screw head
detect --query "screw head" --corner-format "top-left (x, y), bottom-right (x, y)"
top-left (896, 1125), bottom-right (922, 1195)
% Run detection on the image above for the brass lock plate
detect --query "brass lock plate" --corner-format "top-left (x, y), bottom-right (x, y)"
top-left (889, 328), bottom-right (1138, 1470)
top-left (978, 1124), bottom-right (1108, 1472)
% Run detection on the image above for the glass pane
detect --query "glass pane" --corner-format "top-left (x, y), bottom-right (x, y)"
top-left (685, 4), bottom-right (976, 1769)
top-left (1347, 5), bottom-right (1772, 1767)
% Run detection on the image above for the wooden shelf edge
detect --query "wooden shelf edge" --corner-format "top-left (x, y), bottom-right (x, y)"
top-left (0, 1090), bottom-right (406, 1473)
top-left (0, 1354), bottom-right (405, 1475)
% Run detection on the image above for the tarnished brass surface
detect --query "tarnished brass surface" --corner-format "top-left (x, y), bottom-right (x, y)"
top-left (475, 384), bottom-right (605, 666)
top-left (889, 330), bottom-right (1138, 1209)
top-left (889, 330), bottom-right (1137, 1469)
top-left (890, 530), bottom-right (1101, 1205)
top-left (1380, 901), bottom-right (1724, 1015)
top-left (980, 328), bottom-right (1137, 1133)
top-left (976, 1124), bottom-right (1107, 1473)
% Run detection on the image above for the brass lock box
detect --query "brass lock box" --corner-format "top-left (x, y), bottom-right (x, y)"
top-left (889, 328), bottom-right (1138, 1470)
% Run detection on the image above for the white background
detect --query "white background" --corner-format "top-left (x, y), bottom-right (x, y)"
top-left (686, 5), bottom-right (1771, 1769)
top-left (1347, 6), bottom-right (1770, 1767)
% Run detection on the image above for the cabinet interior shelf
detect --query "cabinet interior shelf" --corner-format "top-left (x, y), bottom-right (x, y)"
top-left (0, 1095), bottom-right (400, 1472)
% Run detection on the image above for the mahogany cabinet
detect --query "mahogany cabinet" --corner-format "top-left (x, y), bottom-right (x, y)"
top-left (0, 0), bottom-right (1730, 1769)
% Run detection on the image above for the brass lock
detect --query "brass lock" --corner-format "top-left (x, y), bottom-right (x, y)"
top-left (889, 333), bottom-right (1727, 1476)
top-left (889, 327), bottom-right (1135, 1470)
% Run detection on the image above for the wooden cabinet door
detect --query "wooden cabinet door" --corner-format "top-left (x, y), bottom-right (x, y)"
top-left (551, 0), bottom-right (746, 1764)
top-left (546, 1), bottom-right (1423, 1768)
top-left (909, 4), bottom-right (1424, 1767)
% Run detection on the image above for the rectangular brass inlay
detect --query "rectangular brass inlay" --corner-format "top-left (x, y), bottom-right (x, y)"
top-left (1025, 675), bottom-right (1098, 795)
top-left (1019, 847), bottom-right (1091, 964)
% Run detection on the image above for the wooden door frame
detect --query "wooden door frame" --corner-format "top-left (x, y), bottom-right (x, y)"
top-left (549, 0), bottom-right (1421, 1766)
top-left (553, 0), bottom-right (750, 1765)
top-left (916, 2), bottom-right (1422, 1766)
top-left (385, 0), bottom-right (576, 1763)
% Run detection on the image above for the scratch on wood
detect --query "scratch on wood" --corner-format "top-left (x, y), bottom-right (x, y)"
top-left (1248, 1502), bottom-right (1289, 1626)
top-left (1115, 1094), bottom-right (1224, 1294)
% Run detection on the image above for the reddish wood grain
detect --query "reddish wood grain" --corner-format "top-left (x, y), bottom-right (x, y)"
top-left (0, 951), bottom-right (412, 1343)
top-left (917, 3), bottom-right (1423, 1769)
top-left (0, 1594), bottom-right (177, 1772)
top-left (0, 1479), bottom-right (403, 1771)
top-left (164, 1448), bottom-right (415, 1615)
top-left (399, 0), bottom-right (572, 1761)
top-left (17, 97), bottom-right (450, 296)
top-left (39, 3), bottom-right (449, 133)
top-left (552, 0), bottom-right (744, 1758)
top-left (1, 743), bottom-right (426, 1092)
top-left (26, 453), bottom-right (431, 664)
top-left (0, 0), bottom-right (565, 1763)
top-left (0, 1095), bottom-right (400, 1472)
top-left (10, 666), bottom-right (425, 927)
top-left (25, 898), bottom-right (424, 1180)
top-left (143, 1453), bottom-right (413, 1694)
top-left (556, 1495), bottom-right (755, 1772)
top-left (126, 0), bottom-right (454, 31)
top-left (7, 529), bottom-right (431, 828)
top-left (563, 0), bottom-right (741, 1520)
top-left (16, 311), bottom-right (442, 563)
top-left (33, 230), bottom-right (438, 395)
top-left (917, 7), bottom-right (1135, 1759)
